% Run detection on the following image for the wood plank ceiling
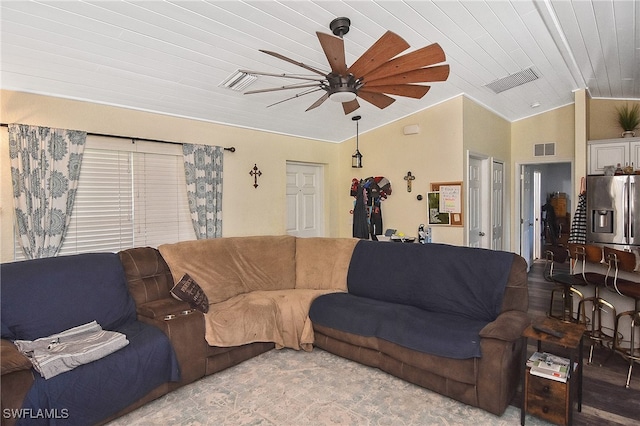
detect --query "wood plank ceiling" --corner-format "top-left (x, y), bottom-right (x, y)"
top-left (1, 1), bottom-right (638, 143)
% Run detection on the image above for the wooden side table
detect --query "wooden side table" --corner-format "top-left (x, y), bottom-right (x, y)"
top-left (520, 317), bottom-right (585, 426)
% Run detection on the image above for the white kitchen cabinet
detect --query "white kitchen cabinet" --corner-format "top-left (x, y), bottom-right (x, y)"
top-left (588, 137), bottom-right (640, 174)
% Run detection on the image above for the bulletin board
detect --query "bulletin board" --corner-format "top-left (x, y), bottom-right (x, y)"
top-left (428, 181), bottom-right (463, 226)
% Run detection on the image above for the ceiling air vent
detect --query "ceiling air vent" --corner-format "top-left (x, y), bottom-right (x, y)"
top-left (534, 143), bottom-right (556, 157)
top-left (484, 67), bottom-right (539, 94)
top-left (219, 70), bottom-right (257, 91)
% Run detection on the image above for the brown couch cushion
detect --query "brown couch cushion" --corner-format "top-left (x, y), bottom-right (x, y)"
top-left (295, 237), bottom-right (358, 290)
top-left (1, 340), bottom-right (32, 375)
top-left (159, 236), bottom-right (297, 304)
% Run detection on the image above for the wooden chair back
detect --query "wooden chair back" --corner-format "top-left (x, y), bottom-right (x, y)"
top-left (603, 246), bottom-right (637, 273)
top-left (584, 245), bottom-right (604, 264)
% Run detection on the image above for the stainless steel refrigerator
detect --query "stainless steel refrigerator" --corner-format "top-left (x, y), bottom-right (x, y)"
top-left (587, 175), bottom-right (640, 246)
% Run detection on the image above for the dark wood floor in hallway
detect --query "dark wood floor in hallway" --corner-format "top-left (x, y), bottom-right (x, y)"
top-left (515, 261), bottom-right (640, 425)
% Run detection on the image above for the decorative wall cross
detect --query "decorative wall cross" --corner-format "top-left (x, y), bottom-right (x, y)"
top-left (404, 171), bottom-right (415, 192)
top-left (250, 164), bottom-right (262, 188)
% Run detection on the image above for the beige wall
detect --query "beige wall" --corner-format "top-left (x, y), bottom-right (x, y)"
top-left (512, 104), bottom-right (576, 163)
top-left (463, 97), bottom-right (511, 161)
top-left (589, 99), bottom-right (640, 141)
top-left (337, 97), bottom-right (466, 245)
top-left (0, 90), bottom-right (341, 262)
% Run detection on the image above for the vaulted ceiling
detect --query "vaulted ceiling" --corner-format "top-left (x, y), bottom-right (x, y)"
top-left (1, 1), bottom-right (638, 143)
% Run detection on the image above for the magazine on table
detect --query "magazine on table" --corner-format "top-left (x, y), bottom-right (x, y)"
top-left (527, 352), bottom-right (572, 383)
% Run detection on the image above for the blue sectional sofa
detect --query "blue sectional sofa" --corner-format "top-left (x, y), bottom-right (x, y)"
top-left (310, 240), bottom-right (530, 415)
top-left (1, 253), bottom-right (179, 426)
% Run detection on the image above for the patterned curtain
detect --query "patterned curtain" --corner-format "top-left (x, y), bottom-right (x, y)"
top-left (182, 144), bottom-right (223, 239)
top-left (9, 124), bottom-right (86, 258)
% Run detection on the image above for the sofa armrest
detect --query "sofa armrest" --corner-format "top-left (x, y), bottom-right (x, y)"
top-left (119, 247), bottom-right (175, 307)
top-left (137, 298), bottom-right (192, 319)
top-left (479, 311), bottom-right (531, 342)
top-left (1, 339), bottom-right (32, 376)
top-left (138, 309), bottom-right (207, 386)
top-left (2, 339), bottom-right (34, 426)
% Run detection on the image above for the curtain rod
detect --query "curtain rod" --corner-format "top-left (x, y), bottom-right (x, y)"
top-left (0, 123), bottom-right (236, 152)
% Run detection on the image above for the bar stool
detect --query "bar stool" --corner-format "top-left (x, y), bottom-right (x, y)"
top-left (576, 245), bottom-right (618, 365)
top-left (544, 244), bottom-right (587, 323)
top-left (604, 246), bottom-right (640, 388)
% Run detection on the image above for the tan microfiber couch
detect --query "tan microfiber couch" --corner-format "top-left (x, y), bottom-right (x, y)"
top-left (158, 235), bottom-right (358, 351)
top-left (118, 236), bottom-right (358, 386)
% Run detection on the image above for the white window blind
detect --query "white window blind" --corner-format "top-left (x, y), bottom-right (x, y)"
top-left (14, 137), bottom-right (196, 259)
top-left (132, 151), bottom-right (194, 247)
top-left (59, 148), bottom-right (134, 255)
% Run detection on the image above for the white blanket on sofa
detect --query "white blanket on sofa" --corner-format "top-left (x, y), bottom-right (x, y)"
top-left (13, 321), bottom-right (129, 379)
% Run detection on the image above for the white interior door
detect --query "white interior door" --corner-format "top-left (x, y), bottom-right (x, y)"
top-left (520, 165), bottom-right (534, 267)
top-left (286, 162), bottom-right (324, 237)
top-left (491, 161), bottom-right (504, 250)
top-left (468, 155), bottom-right (489, 248)
top-left (533, 170), bottom-right (542, 260)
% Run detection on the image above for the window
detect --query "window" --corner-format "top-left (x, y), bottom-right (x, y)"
top-left (14, 137), bottom-right (195, 258)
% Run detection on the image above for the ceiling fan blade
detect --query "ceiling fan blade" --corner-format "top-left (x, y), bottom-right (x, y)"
top-left (360, 84), bottom-right (431, 99)
top-left (356, 91), bottom-right (395, 110)
top-left (361, 43), bottom-right (446, 82)
top-left (244, 83), bottom-right (321, 95)
top-left (238, 70), bottom-right (326, 82)
top-left (365, 65), bottom-right (450, 87)
top-left (266, 88), bottom-right (323, 108)
top-left (347, 31), bottom-right (410, 79)
top-left (342, 99), bottom-right (360, 115)
top-left (316, 32), bottom-right (347, 75)
top-left (259, 50), bottom-right (327, 76)
top-left (306, 93), bottom-right (330, 111)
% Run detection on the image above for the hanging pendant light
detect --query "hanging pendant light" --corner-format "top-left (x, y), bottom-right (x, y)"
top-left (351, 115), bottom-right (363, 168)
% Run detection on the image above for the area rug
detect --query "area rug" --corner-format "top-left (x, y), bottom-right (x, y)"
top-left (108, 348), bottom-right (551, 425)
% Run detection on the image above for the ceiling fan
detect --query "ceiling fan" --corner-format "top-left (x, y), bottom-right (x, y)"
top-left (241, 17), bottom-right (450, 115)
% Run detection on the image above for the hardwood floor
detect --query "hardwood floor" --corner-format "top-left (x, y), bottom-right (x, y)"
top-left (517, 260), bottom-right (640, 425)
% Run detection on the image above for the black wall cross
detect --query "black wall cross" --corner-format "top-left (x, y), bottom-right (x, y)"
top-left (250, 164), bottom-right (262, 188)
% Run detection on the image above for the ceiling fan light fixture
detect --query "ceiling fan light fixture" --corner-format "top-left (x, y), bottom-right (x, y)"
top-left (330, 91), bottom-right (357, 102)
top-left (246, 17), bottom-right (450, 115)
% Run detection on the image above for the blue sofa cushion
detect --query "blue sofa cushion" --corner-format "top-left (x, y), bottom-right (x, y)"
top-left (18, 320), bottom-right (180, 426)
top-left (310, 293), bottom-right (488, 358)
top-left (347, 241), bottom-right (514, 322)
top-left (1, 253), bottom-right (137, 341)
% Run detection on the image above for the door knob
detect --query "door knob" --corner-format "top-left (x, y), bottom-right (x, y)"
top-left (478, 231), bottom-right (486, 236)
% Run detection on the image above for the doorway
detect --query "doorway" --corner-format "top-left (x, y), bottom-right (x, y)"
top-left (285, 162), bottom-right (324, 237)
top-left (518, 162), bottom-right (572, 267)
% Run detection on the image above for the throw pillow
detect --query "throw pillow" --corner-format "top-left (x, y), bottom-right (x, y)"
top-left (170, 274), bottom-right (209, 313)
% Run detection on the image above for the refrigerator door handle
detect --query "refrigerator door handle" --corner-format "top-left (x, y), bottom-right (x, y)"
top-left (624, 181), bottom-right (629, 240)
top-left (630, 180), bottom-right (635, 240)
